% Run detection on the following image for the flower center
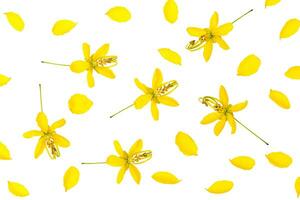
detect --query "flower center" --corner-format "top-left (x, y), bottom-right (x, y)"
top-left (129, 150), bottom-right (152, 164)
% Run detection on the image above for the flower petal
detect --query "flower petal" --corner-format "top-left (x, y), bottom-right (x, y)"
top-left (158, 48), bottom-right (181, 65)
top-left (8, 181), bottom-right (29, 197)
top-left (23, 130), bottom-right (43, 138)
top-left (70, 60), bottom-right (89, 73)
top-left (4, 12), bottom-right (24, 32)
top-left (134, 95), bottom-right (152, 109)
top-left (237, 54), bottom-right (261, 76)
top-left (129, 164), bottom-right (141, 184)
top-left (53, 134), bottom-right (70, 147)
top-left (216, 23), bottom-right (233, 36)
top-left (36, 112), bottom-right (48, 132)
top-left (117, 165), bottom-right (128, 184)
top-left (52, 19), bottom-right (77, 36)
top-left (285, 66), bottom-right (300, 79)
top-left (163, 0), bottom-right (178, 24)
top-left (203, 41), bottom-right (213, 62)
top-left (0, 74), bottom-right (11, 86)
top-left (231, 101), bottom-right (248, 112)
top-left (266, 152), bottom-right (292, 168)
top-left (94, 67), bottom-right (115, 79)
top-left (152, 171), bottom-right (181, 184)
top-left (207, 180), bottom-right (233, 194)
top-left (214, 117), bottom-right (226, 136)
top-left (280, 18), bottom-right (300, 39)
top-left (82, 43), bottom-right (90, 60)
top-left (63, 166), bottom-right (80, 192)
top-left (68, 94), bottom-right (93, 114)
top-left (152, 68), bottom-right (163, 89)
top-left (51, 119), bottom-right (66, 130)
top-left (200, 112), bottom-right (220, 124)
top-left (113, 140), bottom-right (124, 156)
top-left (265, 0), bottom-right (281, 7)
top-left (227, 113), bottom-right (236, 134)
top-left (186, 27), bottom-right (206, 37)
top-left (230, 156), bottom-right (255, 170)
top-left (210, 12), bottom-right (219, 29)
top-left (175, 131), bottom-right (198, 156)
top-left (0, 142), bottom-right (12, 160)
top-left (106, 6), bottom-right (131, 23)
top-left (295, 177), bottom-right (300, 197)
top-left (157, 96), bottom-right (179, 106)
top-left (214, 37), bottom-right (229, 50)
top-left (151, 101), bottom-right (159, 121)
top-left (128, 139), bottom-right (143, 156)
top-left (34, 137), bottom-right (46, 159)
top-left (92, 43), bottom-right (110, 60)
top-left (269, 89), bottom-right (290, 109)
top-left (106, 155), bottom-right (126, 167)
top-left (134, 78), bottom-right (151, 94)
top-left (219, 85), bottom-right (229, 106)
top-left (87, 69), bottom-right (95, 88)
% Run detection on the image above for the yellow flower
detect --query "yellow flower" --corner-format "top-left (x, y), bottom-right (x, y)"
top-left (200, 85), bottom-right (247, 135)
top-left (23, 112), bottom-right (70, 159)
top-left (134, 68), bottom-right (179, 120)
top-left (70, 43), bottom-right (117, 88)
top-left (106, 139), bottom-right (152, 184)
top-left (186, 12), bottom-right (233, 62)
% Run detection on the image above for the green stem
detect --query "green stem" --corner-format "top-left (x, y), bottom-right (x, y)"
top-left (234, 117), bottom-right (269, 145)
top-left (39, 84), bottom-right (43, 112)
top-left (232, 9), bottom-right (253, 24)
top-left (81, 162), bottom-right (106, 165)
top-left (109, 104), bottom-right (134, 118)
top-left (41, 61), bottom-right (69, 67)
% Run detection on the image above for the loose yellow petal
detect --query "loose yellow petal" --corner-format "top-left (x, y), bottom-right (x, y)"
top-left (64, 166), bottom-right (80, 192)
top-left (163, 0), bottom-right (178, 24)
top-left (230, 156), bottom-right (255, 170)
top-left (201, 112), bottom-right (220, 124)
top-left (265, 0), bottom-right (281, 7)
top-left (266, 152), bottom-right (292, 168)
top-left (158, 48), bottom-right (181, 65)
top-left (295, 177), bottom-right (300, 197)
top-left (68, 94), bottom-right (93, 114)
top-left (207, 180), bottom-right (233, 194)
top-left (106, 6), bottom-right (131, 22)
top-left (269, 89), bottom-right (290, 109)
top-left (0, 74), bottom-right (11, 86)
top-left (8, 181), bottom-right (29, 197)
top-left (106, 155), bottom-right (126, 167)
top-left (4, 12), bottom-right (24, 32)
top-left (152, 171), bottom-right (181, 184)
top-left (280, 19), bottom-right (300, 39)
top-left (285, 66), bottom-right (300, 79)
top-left (175, 131), bottom-right (198, 156)
top-left (52, 19), bottom-right (77, 36)
top-left (0, 142), bottom-right (11, 160)
top-left (23, 130), bottom-right (43, 138)
top-left (70, 60), bottom-right (89, 73)
top-left (129, 165), bottom-right (141, 184)
top-left (237, 54), bottom-right (261, 76)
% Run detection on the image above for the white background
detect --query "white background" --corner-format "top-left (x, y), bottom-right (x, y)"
top-left (0, 0), bottom-right (300, 199)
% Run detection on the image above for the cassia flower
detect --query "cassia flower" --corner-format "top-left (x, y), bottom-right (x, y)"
top-left (23, 112), bottom-right (70, 159)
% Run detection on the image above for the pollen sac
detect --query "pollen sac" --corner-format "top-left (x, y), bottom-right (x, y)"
top-left (130, 150), bottom-right (152, 164)
top-left (155, 80), bottom-right (178, 96)
top-left (186, 39), bottom-right (205, 51)
top-left (46, 137), bottom-right (60, 159)
top-left (95, 56), bottom-right (118, 68)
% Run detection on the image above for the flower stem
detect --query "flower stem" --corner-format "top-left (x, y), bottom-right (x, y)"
top-left (234, 117), bottom-right (269, 145)
top-left (109, 103), bottom-right (134, 118)
top-left (39, 84), bottom-right (43, 112)
top-left (41, 61), bottom-right (69, 67)
top-left (232, 9), bottom-right (253, 24)
top-left (81, 162), bottom-right (106, 165)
